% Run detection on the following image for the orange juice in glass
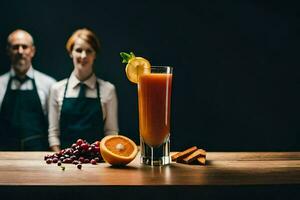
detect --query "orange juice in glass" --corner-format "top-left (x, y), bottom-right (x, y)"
top-left (138, 66), bottom-right (173, 166)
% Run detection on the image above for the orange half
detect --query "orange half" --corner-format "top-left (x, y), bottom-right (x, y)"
top-left (100, 135), bottom-right (138, 166)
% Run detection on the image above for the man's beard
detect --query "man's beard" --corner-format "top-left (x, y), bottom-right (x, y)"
top-left (13, 59), bottom-right (30, 75)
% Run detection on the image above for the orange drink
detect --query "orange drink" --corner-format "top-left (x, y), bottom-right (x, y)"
top-left (138, 66), bottom-right (173, 166)
top-left (138, 73), bottom-right (172, 147)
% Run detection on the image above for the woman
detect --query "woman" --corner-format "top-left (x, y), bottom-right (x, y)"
top-left (48, 28), bottom-right (118, 152)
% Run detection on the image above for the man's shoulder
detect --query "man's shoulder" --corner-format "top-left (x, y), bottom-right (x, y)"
top-left (0, 72), bottom-right (10, 82)
top-left (34, 69), bottom-right (56, 84)
top-left (51, 78), bottom-right (68, 91)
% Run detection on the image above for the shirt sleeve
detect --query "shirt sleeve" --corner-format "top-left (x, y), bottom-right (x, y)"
top-left (48, 85), bottom-right (61, 147)
top-left (44, 77), bottom-right (56, 115)
top-left (103, 84), bottom-right (119, 135)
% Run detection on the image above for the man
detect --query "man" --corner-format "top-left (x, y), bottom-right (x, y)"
top-left (0, 29), bottom-right (56, 150)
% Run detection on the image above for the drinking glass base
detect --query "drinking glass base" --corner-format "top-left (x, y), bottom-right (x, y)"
top-left (141, 156), bottom-right (170, 166)
top-left (140, 137), bottom-right (170, 166)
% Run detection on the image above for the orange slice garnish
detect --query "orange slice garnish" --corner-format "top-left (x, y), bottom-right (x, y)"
top-left (125, 57), bottom-right (151, 84)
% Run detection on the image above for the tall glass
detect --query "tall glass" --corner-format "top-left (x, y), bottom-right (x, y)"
top-left (138, 66), bottom-right (173, 166)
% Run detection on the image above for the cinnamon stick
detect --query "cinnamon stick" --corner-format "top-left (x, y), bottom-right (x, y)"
top-left (182, 149), bottom-right (206, 164)
top-left (171, 146), bottom-right (198, 162)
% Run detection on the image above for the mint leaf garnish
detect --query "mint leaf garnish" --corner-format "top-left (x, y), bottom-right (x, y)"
top-left (120, 52), bottom-right (136, 63)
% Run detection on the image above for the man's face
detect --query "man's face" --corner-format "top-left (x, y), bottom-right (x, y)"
top-left (7, 31), bottom-right (35, 75)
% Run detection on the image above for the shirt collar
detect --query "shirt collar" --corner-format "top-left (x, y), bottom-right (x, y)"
top-left (69, 71), bottom-right (97, 89)
top-left (10, 66), bottom-right (34, 79)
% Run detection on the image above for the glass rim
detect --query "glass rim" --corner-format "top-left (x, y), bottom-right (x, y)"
top-left (150, 66), bottom-right (173, 69)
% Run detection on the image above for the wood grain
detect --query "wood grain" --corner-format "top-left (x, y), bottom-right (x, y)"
top-left (0, 152), bottom-right (299, 186)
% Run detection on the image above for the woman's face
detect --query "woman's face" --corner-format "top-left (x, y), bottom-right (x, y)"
top-left (71, 38), bottom-right (96, 73)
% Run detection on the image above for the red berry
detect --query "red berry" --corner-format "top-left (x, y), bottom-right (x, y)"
top-left (90, 159), bottom-right (97, 165)
top-left (63, 158), bottom-right (72, 163)
top-left (79, 157), bottom-right (85, 163)
top-left (94, 146), bottom-right (100, 153)
top-left (72, 160), bottom-right (79, 165)
top-left (73, 150), bottom-right (79, 155)
top-left (81, 143), bottom-right (89, 150)
top-left (46, 159), bottom-right (52, 164)
top-left (93, 141), bottom-right (100, 147)
top-left (70, 155), bottom-right (76, 160)
top-left (76, 139), bottom-right (84, 146)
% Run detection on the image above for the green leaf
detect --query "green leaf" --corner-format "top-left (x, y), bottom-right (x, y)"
top-left (130, 52), bottom-right (135, 57)
top-left (120, 52), bottom-right (135, 63)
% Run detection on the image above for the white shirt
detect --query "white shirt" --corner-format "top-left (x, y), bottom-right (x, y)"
top-left (48, 72), bottom-right (119, 147)
top-left (0, 67), bottom-right (56, 115)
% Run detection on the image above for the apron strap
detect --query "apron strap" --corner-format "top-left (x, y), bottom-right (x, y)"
top-left (96, 80), bottom-right (100, 101)
top-left (63, 78), bottom-right (70, 98)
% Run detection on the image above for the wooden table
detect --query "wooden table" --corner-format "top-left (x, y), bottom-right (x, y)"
top-left (0, 152), bottom-right (299, 199)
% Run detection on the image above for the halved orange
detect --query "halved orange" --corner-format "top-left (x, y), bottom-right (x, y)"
top-left (100, 135), bottom-right (138, 166)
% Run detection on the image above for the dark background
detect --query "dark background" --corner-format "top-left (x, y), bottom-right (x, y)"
top-left (0, 0), bottom-right (299, 151)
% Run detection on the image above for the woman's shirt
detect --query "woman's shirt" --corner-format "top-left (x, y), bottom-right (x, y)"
top-left (48, 72), bottom-right (118, 147)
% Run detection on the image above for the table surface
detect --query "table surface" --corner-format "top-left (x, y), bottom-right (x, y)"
top-left (0, 151), bottom-right (299, 186)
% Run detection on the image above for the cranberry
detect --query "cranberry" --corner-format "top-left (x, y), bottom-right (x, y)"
top-left (46, 159), bottom-right (52, 164)
top-left (44, 155), bottom-right (49, 160)
top-left (94, 146), bottom-right (100, 153)
top-left (81, 143), bottom-right (89, 150)
top-left (79, 157), bottom-right (85, 163)
top-left (77, 164), bottom-right (82, 169)
top-left (84, 158), bottom-right (90, 163)
top-left (65, 148), bottom-right (73, 155)
top-left (93, 141), bottom-right (100, 147)
top-left (75, 145), bottom-right (82, 151)
top-left (56, 152), bottom-right (62, 157)
top-left (81, 149), bottom-right (87, 155)
top-left (70, 155), bottom-right (77, 160)
top-left (72, 160), bottom-right (79, 165)
top-left (71, 143), bottom-right (77, 149)
top-left (57, 161), bottom-right (62, 166)
top-left (73, 150), bottom-right (79, 155)
top-left (76, 139), bottom-right (84, 146)
top-left (63, 158), bottom-right (72, 163)
top-left (52, 158), bottom-right (58, 163)
top-left (90, 159), bottom-right (97, 165)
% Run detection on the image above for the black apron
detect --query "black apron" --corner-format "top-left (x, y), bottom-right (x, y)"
top-left (0, 75), bottom-right (48, 150)
top-left (59, 78), bottom-right (104, 149)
